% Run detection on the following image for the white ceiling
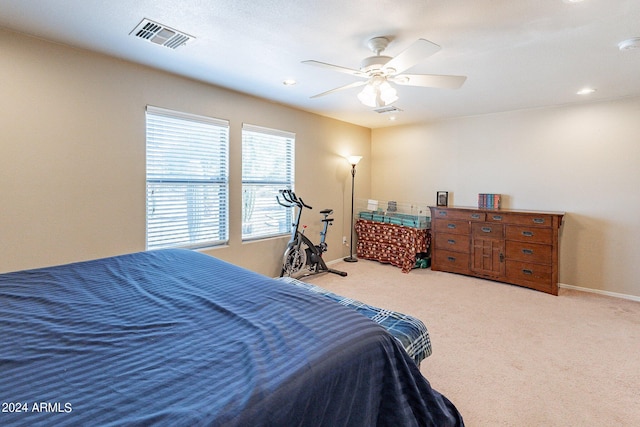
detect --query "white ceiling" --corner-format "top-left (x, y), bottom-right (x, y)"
top-left (1, 0), bottom-right (639, 128)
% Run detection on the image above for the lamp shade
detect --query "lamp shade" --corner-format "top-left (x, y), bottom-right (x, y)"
top-left (357, 77), bottom-right (398, 108)
top-left (346, 155), bottom-right (362, 166)
top-left (379, 81), bottom-right (398, 105)
top-left (357, 84), bottom-right (378, 107)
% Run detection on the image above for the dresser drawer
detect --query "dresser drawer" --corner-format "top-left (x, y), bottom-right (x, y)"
top-left (432, 209), bottom-right (485, 221)
top-left (433, 250), bottom-right (470, 274)
top-left (471, 222), bottom-right (504, 239)
top-left (505, 225), bottom-right (552, 244)
top-left (433, 219), bottom-right (471, 235)
top-left (434, 233), bottom-right (470, 253)
top-left (505, 241), bottom-right (551, 264)
top-left (487, 213), bottom-right (554, 227)
top-left (506, 260), bottom-right (552, 284)
top-left (484, 212), bottom-right (512, 223)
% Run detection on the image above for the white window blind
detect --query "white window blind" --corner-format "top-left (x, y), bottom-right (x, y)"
top-left (242, 124), bottom-right (295, 240)
top-left (146, 106), bottom-right (229, 250)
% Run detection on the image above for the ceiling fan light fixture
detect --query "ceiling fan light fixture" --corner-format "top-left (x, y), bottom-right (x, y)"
top-left (379, 80), bottom-right (398, 105)
top-left (304, 36), bottom-right (465, 107)
top-left (357, 77), bottom-right (398, 107)
top-left (357, 83), bottom-right (378, 107)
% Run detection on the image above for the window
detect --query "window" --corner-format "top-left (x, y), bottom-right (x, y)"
top-left (146, 106), bottom-right (229, 250)
top-left (242, 124), bottom-right (295, 240)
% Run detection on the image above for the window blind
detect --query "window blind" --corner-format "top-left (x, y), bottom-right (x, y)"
top-left (242, 124), bottom-right (295, 241)
top-left (146, 106), bottom-right (229, 249)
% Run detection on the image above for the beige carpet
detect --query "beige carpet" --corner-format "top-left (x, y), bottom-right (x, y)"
top-left (303, 260), bottom-right (640, 426)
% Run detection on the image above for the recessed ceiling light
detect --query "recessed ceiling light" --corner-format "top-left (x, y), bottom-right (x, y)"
top-left (576, 88), bottom-right (596, 95)
top-left (283, 79), bottom-right (297, 86)
top-left (562, 0), bottom-right (584, 3)
top-left (618, 37), bottom-right (640, 51)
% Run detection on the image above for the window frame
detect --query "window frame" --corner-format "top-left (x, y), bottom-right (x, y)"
top-left (241, 123), bottom-right (295, 241)
top-left (145, 105), bottom-right (229, 250)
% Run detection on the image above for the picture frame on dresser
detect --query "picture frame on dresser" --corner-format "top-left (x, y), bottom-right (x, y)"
top-left (436, 191), bottom-right (449, 207)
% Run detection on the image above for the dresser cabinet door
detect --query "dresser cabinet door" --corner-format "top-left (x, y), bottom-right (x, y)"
top-left (471, 237), bottom-right (505, 277)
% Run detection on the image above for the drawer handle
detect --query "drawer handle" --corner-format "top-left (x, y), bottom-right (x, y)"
top-left (522, 231), bottom-right (534, 237)
top-left (438, 211), bottom-right (447, 216)
top-left (492, 215), bottom-right (503, 221)
top-left (447, 239), bottom-right (456, 244)
top-left (447, 256), bottom-right (456, 262)
top-left (533, 218), bottom-right (545, 224)
top-left (481, 226), bottom-right (492, 233)
top-left (471, 213), bottom-right (480, 219)
top-left (447, 223), bottom-right (457, 229)
top-left (522, 269), bottom-right (533, 275)
top-left (522, 249), bottom-right (534, 255)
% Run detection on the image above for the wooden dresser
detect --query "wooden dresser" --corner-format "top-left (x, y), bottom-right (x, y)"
top-left (429, 206), bottom-right (564, 295)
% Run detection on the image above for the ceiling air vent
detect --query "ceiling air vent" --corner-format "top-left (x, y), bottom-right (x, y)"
top-left (374, 106), bottom-right (403, 114)
top-left (130, 18), bottom-right (193, 49)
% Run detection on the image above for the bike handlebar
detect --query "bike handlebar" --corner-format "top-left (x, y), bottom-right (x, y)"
top-left (277, 189), bottom-right (312, 210)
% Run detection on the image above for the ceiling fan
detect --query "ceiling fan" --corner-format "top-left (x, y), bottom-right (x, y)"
top-left (303, 36), bottom-right (466, 108)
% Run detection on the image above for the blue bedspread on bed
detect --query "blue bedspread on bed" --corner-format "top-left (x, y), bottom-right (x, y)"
top-left (277, 277), bottom-right (432, 365)
top-left (0, 249), bottom-right (463, 426)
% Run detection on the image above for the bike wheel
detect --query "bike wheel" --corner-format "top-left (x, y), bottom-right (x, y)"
top-left (283, 245), bottom-right (307, 275)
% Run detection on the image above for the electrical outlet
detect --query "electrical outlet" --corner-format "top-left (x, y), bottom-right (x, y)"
top-left (342, 236), bottom-right (347, 245)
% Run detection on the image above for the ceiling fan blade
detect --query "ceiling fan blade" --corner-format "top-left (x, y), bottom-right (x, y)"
top-left (383, 39), bottom-right (441, 75)
top-left (310, 80), bottom-right (367, 98)
top-left (391, 74), bottom-right (467, 90)
top-left (302, 60), bottom-right (367, 77)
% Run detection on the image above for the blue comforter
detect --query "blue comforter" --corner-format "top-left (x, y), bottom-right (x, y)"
top-left (278, 277), bottom-right (432, 365)
top-left (0, 249), bottom-right (463, 426)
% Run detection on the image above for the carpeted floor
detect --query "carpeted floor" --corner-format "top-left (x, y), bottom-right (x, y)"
top-left (303, 259), bottom-right (640, 426)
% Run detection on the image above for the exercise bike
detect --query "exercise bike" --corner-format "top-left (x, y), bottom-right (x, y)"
top-left (277, 189), bottom-right (347, 278)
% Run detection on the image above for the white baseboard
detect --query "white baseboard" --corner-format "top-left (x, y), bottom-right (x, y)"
top-left (559, 283), bottom-right (640, 302)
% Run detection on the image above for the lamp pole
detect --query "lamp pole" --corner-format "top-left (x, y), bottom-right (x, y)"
top-left (344, 156), bottom-right (362, 262)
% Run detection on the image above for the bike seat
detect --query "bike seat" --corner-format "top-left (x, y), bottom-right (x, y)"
top-left (320, 209), bottom-right (333, 215)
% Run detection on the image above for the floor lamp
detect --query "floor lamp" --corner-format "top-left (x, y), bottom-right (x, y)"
top-left (344, 155), bottom-right (362, 262)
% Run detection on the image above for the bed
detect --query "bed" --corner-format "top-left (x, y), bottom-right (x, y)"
top-left (277, 277), bottom-right (432, 366)
top-left (0, 249), bottom-right (463, 426)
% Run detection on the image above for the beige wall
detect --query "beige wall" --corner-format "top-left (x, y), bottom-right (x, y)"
top-left (4, 27), bottom-right (638, 298)
top-left (0, 29), bottom-right (371, 277)
top-left (372, 97), bottom-right (640, 298)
